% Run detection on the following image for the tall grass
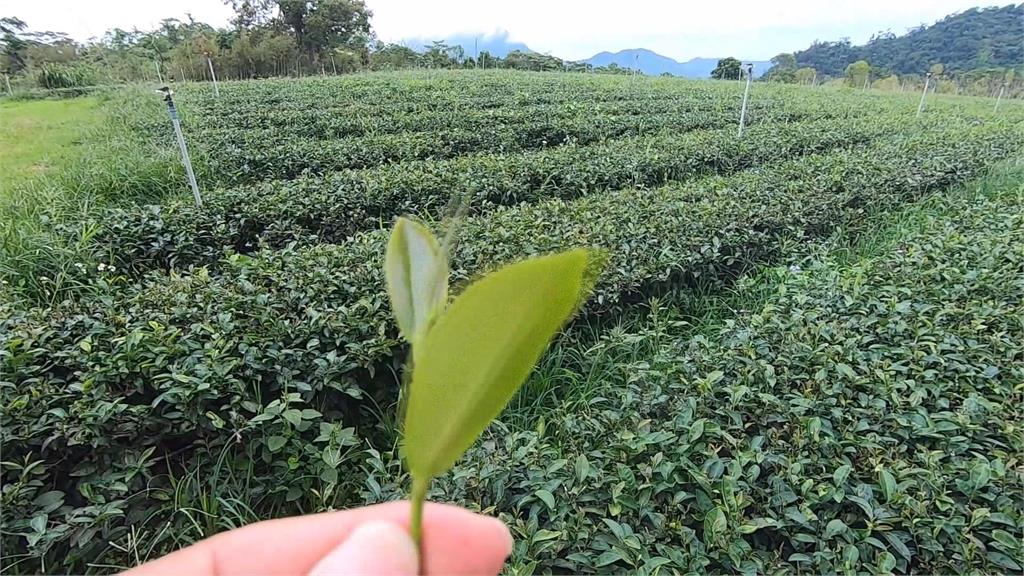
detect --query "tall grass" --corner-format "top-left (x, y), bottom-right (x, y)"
top-left (0, 87), bottom-right (201, 306)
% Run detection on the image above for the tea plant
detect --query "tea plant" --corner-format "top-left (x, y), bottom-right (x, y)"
top-left (384, 217), bottom-right (599, 557)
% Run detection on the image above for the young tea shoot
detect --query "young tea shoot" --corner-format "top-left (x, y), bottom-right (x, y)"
top-left (385, 216), bottom-right (600, 564)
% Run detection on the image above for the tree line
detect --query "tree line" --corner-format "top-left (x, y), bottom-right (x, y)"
top-left (708, 4), bottom-right (1022, 100)
top-left (0, 1), bottom-right (635, 94)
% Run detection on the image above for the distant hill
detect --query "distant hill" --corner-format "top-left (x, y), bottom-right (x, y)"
top-left (794, 5), bottom-right (1024, 76)
top-left (399, 30), bottom-right (532, 58)
top-left (584, 48), bottom-right (771, 78)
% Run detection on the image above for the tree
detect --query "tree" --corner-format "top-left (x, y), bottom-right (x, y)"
top-left (792, 6), bottom-right (1022, 77)
top-left (795, 67), bottom-right (816, 85)
top-left (929, 62), bottom-right (944, 77)
top-left (369, 42), bottom-right (418, 70)
top-left (771, 53), bottom-right (796, 70)
top-left (1, 16), bottom-right (29, 73)
top-left (423, 41), bottom-right (452, 68)
top-left (710, 57), bottom-right (741, 80)
top-left (765, 53), bottom-right (797, 83)
top-left (225, 0), bottom-right (371, 60)
top-left (845, 60), bottom-right (870, 87)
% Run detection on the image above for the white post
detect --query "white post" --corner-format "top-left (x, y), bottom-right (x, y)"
top-left (994, 85), bottom-right (1005, 113)
top-left (159, 88), bottom-right (202, 207)
top-left (154, 60), bottom-right (163, 84)
top-left (917, 72), bottom-right (931, 117)
top-left (811, 71), bottom-right (816, 86)
top-left (321, 63), bottom-right (326, 77)
top-left (206, 55), bottom-right (220, 97)
top-left (179, 67), bottom-right (186, 82)
top-left (3, 74), bottom-right (11, 97)
top-left (863, 76), bottom-right (869, 90)
top-left (738, 63), bottom-right (753, 137)
top-left (331, 56), bottom-right (338, 75)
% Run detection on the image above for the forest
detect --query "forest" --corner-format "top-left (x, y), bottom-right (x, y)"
top-left (792, 5), bottom-right (1022, 76)
top-left (2, 1), bottom-right (1021, 96)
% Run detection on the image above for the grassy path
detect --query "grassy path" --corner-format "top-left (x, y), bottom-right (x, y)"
top-left (0, 98), bottom-right (104, 192)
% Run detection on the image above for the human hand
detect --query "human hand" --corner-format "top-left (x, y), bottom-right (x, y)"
top-left (125, 501), bottom-right (512, 575)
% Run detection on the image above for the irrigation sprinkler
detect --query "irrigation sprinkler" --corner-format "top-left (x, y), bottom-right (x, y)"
top-left (991, 83), bottom-right (1007, 112)
top-left (737, 63), bottom-right (753, 137)
top-left (157, 87), bottom-right (202, 207)
top-left (916, 72), bottom-right (932, 117)
top-left (3, 74), bottom-right (11, 97)
top-left (205, 53), bottom-right (220, 97)
top-left (154, 60), bottom-right (163, 84)
top-left (331, 56), bottom-right (338, 75)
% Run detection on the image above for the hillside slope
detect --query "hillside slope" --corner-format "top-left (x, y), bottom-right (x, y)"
top-left (794, 4), bottom-right (1024, 75)
top-left (584, 48), bottom-right (770, 77)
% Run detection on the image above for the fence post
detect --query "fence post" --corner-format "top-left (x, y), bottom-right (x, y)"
top-left (738, 63), bottom-right (753, 137)
top-left (991, 83), bottom-right (1007, 111)
top-left (916, 72), bottom-right (931, 117)
top-left (158, 87), bottom-right (202, 207)
top-left (206, 54), bottom-right (220, 97)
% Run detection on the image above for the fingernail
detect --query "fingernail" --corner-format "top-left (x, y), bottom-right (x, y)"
top-left (310, 521), bottom-right (418, 576)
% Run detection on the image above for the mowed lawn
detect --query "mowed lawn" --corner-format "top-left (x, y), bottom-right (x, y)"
top-left (0, 97), bottom-right (103, 192)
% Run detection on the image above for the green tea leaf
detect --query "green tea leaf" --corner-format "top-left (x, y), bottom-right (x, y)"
top-left (825, 518), bottom-right (848, 539)
top-left (833, 464), bottom-right (852, 486)
top-left (531, 529), bottom-right (563, 543)
top-left (705, 507), bottom-right (727, 539)
top-left (879, 469), bottom-right (897, 501)
top-left (882, 531), bottom-right (913, 561)
top-left (535, 489), bottom-right (555, 509)
top-left (404, 249), bottom-right (594, 478)
top-left (987, 552), bottom-right (1022, 571)
top-left (877, 551), bottom-right (897, 573)
top-left (385, 217), bottom-right (449, 344)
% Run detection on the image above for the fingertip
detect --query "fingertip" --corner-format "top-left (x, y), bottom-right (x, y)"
top-left (420, 504), bottom-right (513, 575)
top-left (310, 521), bottom-right (418, 576)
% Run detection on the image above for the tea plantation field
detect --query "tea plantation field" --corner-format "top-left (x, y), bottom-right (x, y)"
top-left (2, 71), bottom-right (1022, 573)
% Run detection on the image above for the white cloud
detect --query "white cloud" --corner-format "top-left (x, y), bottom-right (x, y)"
top-left (2, 0), bottom-right (995, 60)
top-left (0, 0), bottom-right (235, 42)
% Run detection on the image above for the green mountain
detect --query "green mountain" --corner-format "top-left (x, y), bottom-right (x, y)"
top-left (793, 4), bottom-right (1023, 76)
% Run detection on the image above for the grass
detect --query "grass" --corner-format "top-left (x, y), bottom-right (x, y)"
top-left (0, 98), bottom-right (104, 191)
top-left (0, 91), bottom-right (191, 306)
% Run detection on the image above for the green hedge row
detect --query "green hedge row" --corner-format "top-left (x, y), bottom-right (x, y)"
top-left (183, 72), bottom-right (740, 118)
top-left (195, 92), bottom-right (730, 135)
top-left (1, 123), bottom-right (1017, 572)
top-left (384, 180), bottom-right (1024, 574)
top-left (201, 106), bottom-right (820, 183)
top-left (99, 115), bottom-right (893, 272)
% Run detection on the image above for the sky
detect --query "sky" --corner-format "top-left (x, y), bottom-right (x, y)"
top-left (1, 0), bottom-right (998, 61)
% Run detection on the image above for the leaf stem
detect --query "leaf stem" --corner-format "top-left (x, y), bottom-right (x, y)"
top-left (410, 475), bottom-right (429, 571)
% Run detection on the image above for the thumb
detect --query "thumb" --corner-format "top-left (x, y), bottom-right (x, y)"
top-left (309, 521), bottom-right (419, 576)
